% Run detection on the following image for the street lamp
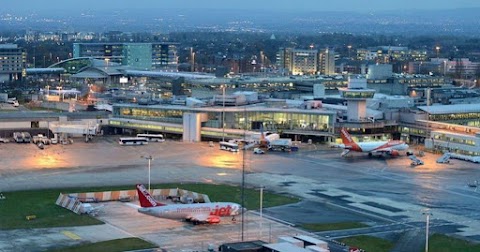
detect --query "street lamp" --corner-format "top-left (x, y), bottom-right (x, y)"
top-left (141, 155), bottom-right (154, 192)
top-left (435, 46), bottom-right (440, 58)
top-left (259, 186), bottom-right (265, 238)
top-left (105, 58), bottom-right (110, 70)
top-left (56, 86), bottom-right (63, 101)
top-left (222, 84), bottom-right (226, 142)
top-left (45, 85), bottom-right (50, 98)
top-left (347, 45), bottom-right (352, 59)
top-left (423, 211), bottom-right (433, 252)
top-left (443, 60), bottom-right (447, 76)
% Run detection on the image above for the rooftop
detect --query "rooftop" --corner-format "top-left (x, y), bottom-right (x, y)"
top-left (418, 103), bottom-right (480, 115)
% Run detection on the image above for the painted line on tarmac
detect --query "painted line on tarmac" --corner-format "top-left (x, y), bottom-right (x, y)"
top-left (249, 211), bottom-right (296, 226)
top-left (61, 230), bottom-right (81, 240)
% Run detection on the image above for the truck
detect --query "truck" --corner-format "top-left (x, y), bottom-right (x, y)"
top-left (268, 138), bottom-right (293, 152)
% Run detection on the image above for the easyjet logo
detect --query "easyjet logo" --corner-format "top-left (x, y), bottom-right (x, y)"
top-left (342, 128), bottom-right (353, 143)
top-left (138, 185), bottom-right (157, 207)
top-left (210, 205), bottom-right (232, 216)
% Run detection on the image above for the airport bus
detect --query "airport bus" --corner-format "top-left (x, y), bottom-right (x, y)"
top-left (136, 134), bottom-right (165, 142)
top-left (118, 137), bottom-right (149, 146)
top-left (219, 141), bottom-right (239, 152)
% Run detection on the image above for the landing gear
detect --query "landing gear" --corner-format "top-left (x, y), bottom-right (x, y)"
top-left (232, 217), bottom-right (236, 222)
top-left (368, 153), bottom-right (373, 157)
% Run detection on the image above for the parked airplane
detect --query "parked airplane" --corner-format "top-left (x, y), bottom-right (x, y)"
top-left (135, 184), bottom-right (242, 224)
top-left (230, 129), bottom-right (280, 150)
top-left (339, 128), bottom-right (409, 157)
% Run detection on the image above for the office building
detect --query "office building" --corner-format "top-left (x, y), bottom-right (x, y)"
top-left (291, 49), bottom-right (318, 75)
top-left (318, 48), bottom-right (335, 75)
top-left (73, 42), bottom-right (178, 70)
top-left (277, 48), bottom-right (334, 75)
top-left (356, 46), bottom-right (427, 63)
top-left (0, 44), bottom-right (26, 82)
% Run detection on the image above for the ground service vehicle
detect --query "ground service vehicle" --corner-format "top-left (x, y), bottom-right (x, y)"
top-left (219, 141), bottom-right (239, 152)
top-left (136, 134), bottom-right (165, 142)
top-left (118, 137), bottom-right (149, 146)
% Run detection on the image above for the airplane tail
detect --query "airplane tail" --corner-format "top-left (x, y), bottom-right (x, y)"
top-left (136, 184), bottom-right (165, 208)
top-left (340, 128), bottom-right (355, 145)
top-left (259, 124), bottom-right (266, 142)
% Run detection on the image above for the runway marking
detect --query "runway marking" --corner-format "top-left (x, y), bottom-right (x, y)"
top-left (249, 211), bottom-right (295, 226)
top-left (61, 231), bottom-right (81, 240)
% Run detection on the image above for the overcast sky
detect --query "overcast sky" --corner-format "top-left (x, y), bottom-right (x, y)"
top-left (2, 0), bottom-right (480, 12)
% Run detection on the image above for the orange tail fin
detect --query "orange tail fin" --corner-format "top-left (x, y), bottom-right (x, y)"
top-left (136, 184), bottom-right (165, 208)
top-left (340, 128), bottom-right (355, 145)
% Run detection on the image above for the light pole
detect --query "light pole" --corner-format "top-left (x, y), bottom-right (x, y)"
top-left (222, 85), bottom-right (226, 142)
top-left (443, 60), bottom-right (447, 76)
top-left (423, 211), bottom-right (432, 252)
top-left (347, 45), bottom-right (352, 59)
top-left (142, 155), bottom-right (154, 192)
top-left (259, 186), bottom-right (265, 238)
top-left (56, 86), bottom-right (63, 101)
top-left (435, 46), bottom-right (440, 58)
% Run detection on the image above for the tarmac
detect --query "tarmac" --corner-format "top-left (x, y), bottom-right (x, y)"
top-left (1, 136), bottom-right (480, 251)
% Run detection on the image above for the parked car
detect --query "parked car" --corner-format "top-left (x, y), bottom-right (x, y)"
top-left (253, 148), bottom-right (265, 154)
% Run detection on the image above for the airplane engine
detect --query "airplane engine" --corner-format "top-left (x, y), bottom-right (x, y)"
top-left (207, 216), bottom-right (221, 224)
top-left (389, 150), bottom-right (399, 156)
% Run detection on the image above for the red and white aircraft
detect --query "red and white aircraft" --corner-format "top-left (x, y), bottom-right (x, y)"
top-left (339, 128), bottom-right (409, 157)
top-left (136, 184), bottom-right (242, 224)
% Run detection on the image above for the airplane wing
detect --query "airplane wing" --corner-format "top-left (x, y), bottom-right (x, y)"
top-left (371, 147), bottom-right (393, 154)
top-left (372, 148), bottom-right (401, 156)
top-left (187, 213), bottom-right (221, 224)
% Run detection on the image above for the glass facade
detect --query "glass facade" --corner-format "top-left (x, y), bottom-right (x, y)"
top-left (113, 105), bottom-right (334, 133)
top-left (429, 113), bottom-right (480, 121)
top-left (433, 133), bottom-right (476, 146)
top-left (340, 91), bottom-right (375, 99)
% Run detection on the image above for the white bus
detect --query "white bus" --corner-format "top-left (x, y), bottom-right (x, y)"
top-left (118, 137), bottom-right (149, 146)
top-left (219, 141), bottom-right (239, 152)
top-left (136, 134), bottom-right (165, 142)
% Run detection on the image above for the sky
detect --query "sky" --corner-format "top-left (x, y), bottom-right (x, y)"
top-left (2, 0), bottom-right (480, 12)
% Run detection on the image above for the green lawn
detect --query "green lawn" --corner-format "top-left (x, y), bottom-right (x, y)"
top-left (429, 233), bottom-right (480, 252)
top-left (0, 189), bottom-right (103, 230)
top-left (300, 222), bottom-right (368, 232)
top-left (339, 235), bottom-right (394, 252)
top-left (1, 183), bottom-right (300, 230)
top-left (48, 238), bottom-right (157, 252)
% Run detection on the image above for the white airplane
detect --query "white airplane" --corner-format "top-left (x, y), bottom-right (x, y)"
top-left (135, 184), bottom-right (243, 225)
top-left (339, 128), bottom-right (409, 157)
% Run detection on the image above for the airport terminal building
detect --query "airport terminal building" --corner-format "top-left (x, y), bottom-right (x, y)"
top-left (109, 102), bottom-right (336, 142)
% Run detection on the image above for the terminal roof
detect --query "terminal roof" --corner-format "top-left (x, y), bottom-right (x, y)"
top-left (418, 103), bottom-right (480, 114)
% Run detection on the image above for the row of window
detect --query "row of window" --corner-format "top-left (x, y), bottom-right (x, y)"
top-left (430, 113), bottom-right (480, 121)
top-left (116, 107), bottom-right (333, 132)
top-left (432, 134), bottom-right (477, 146)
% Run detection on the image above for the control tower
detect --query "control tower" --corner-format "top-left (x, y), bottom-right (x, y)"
top-left (338, 77), bottom-right (376, 121)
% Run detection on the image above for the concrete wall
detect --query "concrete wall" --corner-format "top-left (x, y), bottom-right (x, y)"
top-left (0, 121), bottom-right (31, 129)
top-left (183, 113), bottom-right (202, 142)
top-left (347, 100), bottom-right (366, 121)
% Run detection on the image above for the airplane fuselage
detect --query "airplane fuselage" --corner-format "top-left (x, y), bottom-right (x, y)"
top-left (138, 202), bottom-right (241, 220)
top-left (356, 140), bottom-right (409, 153)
